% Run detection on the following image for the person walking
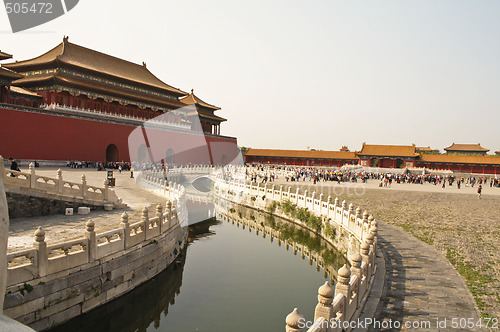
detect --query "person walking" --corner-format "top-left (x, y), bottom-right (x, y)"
top-left (8, 157), bottom-right (20, 177)
top-left (477, 184), bottom-right (482, 199)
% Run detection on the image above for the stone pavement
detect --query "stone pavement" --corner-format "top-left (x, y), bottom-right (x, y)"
top-left (8, 169), bottom-right (167, 252)
top-left (372, 221), bottom-right (486, 332)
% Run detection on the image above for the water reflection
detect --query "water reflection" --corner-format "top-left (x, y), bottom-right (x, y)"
top-left (217, 203), bottom-right (347, 282)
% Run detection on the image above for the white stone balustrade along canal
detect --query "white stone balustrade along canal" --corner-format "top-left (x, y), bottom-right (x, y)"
top-left (1, 155), bottom-right (124, 209)
top-left (135, 172), bottom-right (188, 226)
top-left (3, 177), bottom-right (188, 330)
top-left (214, 166), bottom-right (379, 332)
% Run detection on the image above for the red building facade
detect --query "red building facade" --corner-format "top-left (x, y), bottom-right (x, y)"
top-left (0, 38), bottom-right (237, 165)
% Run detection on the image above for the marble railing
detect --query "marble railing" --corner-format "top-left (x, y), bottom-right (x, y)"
top-left (1, 156), bottom-right (122, 207)
top-left (6, 202), bottom-right (181, 288)
top-left (214, 166), bottom-right (379, 332)
top-left (135, 171), bottom-right (188, 226)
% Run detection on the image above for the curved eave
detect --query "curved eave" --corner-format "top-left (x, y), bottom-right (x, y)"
top-left (0, 51), bottom-right (13, 61)
top-left (197, 113), bottom-right (227, 122)
top-left (179, 93), bottom-right (221, 111)
top-left (0, 67), bottom-right (23, 80)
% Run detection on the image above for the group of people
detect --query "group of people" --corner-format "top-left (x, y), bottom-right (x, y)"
top-left (244, 164), bottom-right (500, 193)
top-left (66, 161), bottom-right (132, 172)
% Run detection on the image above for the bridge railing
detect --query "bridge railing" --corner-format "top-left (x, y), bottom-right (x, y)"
top-left (135, 171), bottom-right (188, 226)
top-left (214, 166), bottom-right (379, 332)
top-left (1, 156), bottom-right (122, 206)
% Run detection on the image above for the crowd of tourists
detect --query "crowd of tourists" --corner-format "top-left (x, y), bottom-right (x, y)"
top-left (67, 161), bottom-right (131, 172)
top-left (244, 164), bottom-right (500, 189)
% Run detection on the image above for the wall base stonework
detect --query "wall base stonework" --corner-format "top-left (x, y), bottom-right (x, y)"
top-left (6, 190), bottom-right (105, 219)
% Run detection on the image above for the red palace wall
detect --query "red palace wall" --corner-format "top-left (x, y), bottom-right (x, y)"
top-left (0, 107), bottom-right (239, 164)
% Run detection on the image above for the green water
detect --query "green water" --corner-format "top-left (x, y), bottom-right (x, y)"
top-left (49, 206), bottom-right (345, 332)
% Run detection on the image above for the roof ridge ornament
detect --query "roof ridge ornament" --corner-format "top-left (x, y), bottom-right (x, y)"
top-left (63, 36), bottom-right (69, 42)
top-left (142, 61), bottom-right (147, 68)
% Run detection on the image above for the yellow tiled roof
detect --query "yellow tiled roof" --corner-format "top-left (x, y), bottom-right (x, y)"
top-left (245, 149), bottom-right (357, 160)
top-left (357, 143), bottom-right (419, 157)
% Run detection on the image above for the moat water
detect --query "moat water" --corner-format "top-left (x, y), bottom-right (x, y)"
top-left (49, 201), bottom-right (346, 332)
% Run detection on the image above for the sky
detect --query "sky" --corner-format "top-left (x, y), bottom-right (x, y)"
top-left (2, 0), bottom-right (499, 153)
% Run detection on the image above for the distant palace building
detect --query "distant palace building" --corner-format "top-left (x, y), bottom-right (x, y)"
top-left (244, 149), bottom-right (358, 167)
top-left (444, 143), bottom-right (489, 155)
top-left (0, 37), bottom-right (237, 164)
top-left (356, 143), bottom-right (419, 168)
top-left (245, 143), bottom-right (500, 175)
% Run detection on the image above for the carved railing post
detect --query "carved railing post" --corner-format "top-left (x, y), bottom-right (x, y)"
top-left (295, 188), bottom-right (299, 204)
top-left (285, 308), bottom-right (305, 332)
top-left (360, 242), bottom-right (371, 276)
top-left (319, 193), bottom-right (324, 213)
top-left (362, 211), bottom-right (369, 233)
top-left (57, 168), bottom-right (63, 193)
top-left (335, 264), bottom-right (351, 320)
top-left (166, 201), bottom-right (172, 229)
top-left (33, 227), bottom-right (47, 277)
top-left (348, 204), bottom-right (354, 228)
top-left (29, 162), bottom-right (36, 189)
top-left (120, 212), bottom-right (130, 248)
top-left (142, 207), bottom-right (149, 238)
top-left (81, 175), bottom-right (87, 198)
top-left (314, 281), bottom-right (335, 322)
top-left (103, 179), bottom-right (109, 201)
top-left (366, 233), bottom-right (375, 268)
top-left (280, 185), bottom-right (283, 200)
top-left (86, 220), bottom-right (96, 261)
top-left (341, 200), bottom-right (346, 223)
top-left (156, 204), bottom-right (163, 233)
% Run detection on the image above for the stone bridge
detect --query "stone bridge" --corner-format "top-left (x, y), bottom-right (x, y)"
top-left (1, 156), bottom-right (125, 218)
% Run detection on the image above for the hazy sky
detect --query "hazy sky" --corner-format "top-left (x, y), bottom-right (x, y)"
top-left (2, 0), bottom-right (499, 152)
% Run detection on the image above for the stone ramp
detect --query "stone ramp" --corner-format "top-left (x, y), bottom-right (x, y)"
top-left (372, 221), bottom-right (486, 332)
